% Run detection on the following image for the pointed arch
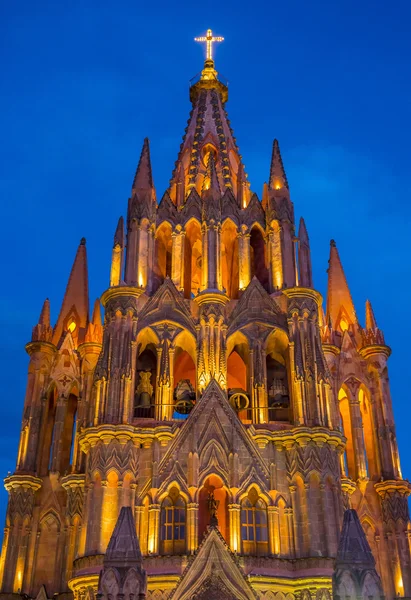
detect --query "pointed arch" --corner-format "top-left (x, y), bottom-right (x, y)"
top-left (160, 485), bottom-right (186, 554)
top-left (154, 221), bottom-right (173, 290)
top-left (220, 219), bottom-right (239, 299)
top-left (32, 511), bottom-right (60, 592)
top-left (184, 218), bottom-right (202, 298)
top-left (250, 225), bottom-right (269, 291)
top-left (240, 486), bottom-right (268, 556)
top-left (359, 385), bottom-right (378, 478)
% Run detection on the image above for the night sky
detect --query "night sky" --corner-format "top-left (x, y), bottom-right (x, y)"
top-left (1, 1), bottom-right (411, 535)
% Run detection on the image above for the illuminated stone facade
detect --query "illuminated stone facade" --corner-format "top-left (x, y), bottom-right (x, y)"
top-left (0, 51), bottom-right (410, 600)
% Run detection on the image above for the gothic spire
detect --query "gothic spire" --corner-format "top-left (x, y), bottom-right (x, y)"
top-left (298, 217), bottom-right (313, 288)
top-left (325, 239), bottom-right (357, 331)
top-left (104, 506), bottom-right (144, 567)
top-left (365, 299), bottom-right (378, 330)
top-left (53, 238), bottom-right (89, 345)
top-left (91, 298), bottom-right (102, 327)
top-left (169, 49), bottom-right (248, 203)
top-left (335, 509), bottom-right (376, 569)
top-left (114, 215), bottom-right (124, 247)
top-left (31, 298), bottom-right (53, 342)
top-left (269, 139), bottom-right (289, 191)
top-left (132, 137), bottom-right (153, 193)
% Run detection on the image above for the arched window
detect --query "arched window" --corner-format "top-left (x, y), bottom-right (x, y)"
top-left (160, 488), bottom-right (186, 554)
top-left (250, 226), bottom-right (269, 291)
top-left (241, 489), bottom-right (268, 555)
top-left (134, 346), bottom-right (157, 418)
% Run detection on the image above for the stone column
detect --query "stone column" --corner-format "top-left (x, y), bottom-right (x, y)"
top-left (267, 221), bottom-right (283, 291)
top-left (347, 382), bottom-right (368, 480)
top-left (228, 503), bottom-right (241, 553)
top-left (148, 504), bottom-right (161, 555)
top-left (171, 225), bottom-right (185, 291)
top-left (268, 505), bottom-right (279, 555)
top-left (238, 226), bottom-right (251, 290)
top-left (187, 502), bottom-right (199, 554)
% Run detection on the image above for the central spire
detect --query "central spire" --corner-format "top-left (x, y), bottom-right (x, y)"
top-left (169, 29), bottom-right (249, 205)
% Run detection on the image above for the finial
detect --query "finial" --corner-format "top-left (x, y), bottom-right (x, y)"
top-left (80, 237), bottom-right (86, 246)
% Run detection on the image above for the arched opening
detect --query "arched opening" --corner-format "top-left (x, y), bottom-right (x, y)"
top-left (221, 220), bottom-right (239, 298)
top-left (173, 348), bottom-right (196, 420)
top-left (339, 387), bottom-right (355, 479)
top-left (241, 487), bottom-right (268, 556)
top-left (139, 496), bottom-right (150, 555)
top-left (134, 345), bottom-right (157, 418)
top-left (154, 222), bottom-right (173, 290)
top-left (32, 513), bottom-right (59, 592)
top-left (359, 386), bottom-right (378, 478)
top-left (266, 331), bottom-right (290, 423)
top-left (293, 476), bottom-right (309, 557)
top-left (198, 475), bottom-right (228, 541)
top-left (184, 219), bottom-right (202, 299)
top-left (39, 386), bottom-right (57, 475)
top-left (59, 392), bottom-right (78, 473)
top-left (101, 471), bottom-right (119, 550)
top-left (227, 335), bottom-right (250, 422)
top-left (277, 497), bottom-right (289, 556)
top-left (160, 486), bottom-right (186, 554)
top-left (250, 226), bottom-right (269, 291)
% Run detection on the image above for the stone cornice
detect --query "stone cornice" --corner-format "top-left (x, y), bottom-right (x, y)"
top-left (374, 479), bottom-right (411, 497)
top-left (61, 473), bottom-right (86, 491)
top-left (25, 340), bottom-right (56, 357)
top-left (4, 474), bottom-right (42, 492)
top-left (359, 344), bottom-right (391, 360)
top-left (248, 426), bottom-right (345, 451)
top-left (282, 287), bottom-right (323, 307)
top-left (78, 423), bottom-right (176, 453)
top-left (100, 285), bottom-right (144, 307)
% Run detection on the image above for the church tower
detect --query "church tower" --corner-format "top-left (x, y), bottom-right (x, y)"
top-left (0, 30), bottom-right (409, 600)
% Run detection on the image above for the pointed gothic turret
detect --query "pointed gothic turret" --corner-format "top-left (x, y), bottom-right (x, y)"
top-left (169, 55), bottom-right (248, 204)
top-left (132, 137), bottom-right (154, 195)
top-left (31, 298), bottom-right (53, 342)
top-left (269, 139), bottom-right (289, 191)
top-left (98, 507), bottom-right (147, 599)
top-left (365, 298), bottom-right (377, 330)
top-left (362, 299), bottom-right (385, 346)
top-left (326, 239), bottom-right (357, 332)
top-left (298, 217), bottom-right (313, 288)
top-left (125, 139), bottom-right (156, 286)
top-left (333, 509), bottom-right (383, 599)
top-left (53, 238), bottom-right (89, 345)
top-left (110, 216), bottom-right (125, 286)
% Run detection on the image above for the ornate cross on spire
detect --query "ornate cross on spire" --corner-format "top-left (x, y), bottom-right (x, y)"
top-left (195, 29), bottom-right (224, 61)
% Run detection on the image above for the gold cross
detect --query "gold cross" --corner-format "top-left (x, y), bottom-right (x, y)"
top-left (194, 29), bottom-right (224, 61)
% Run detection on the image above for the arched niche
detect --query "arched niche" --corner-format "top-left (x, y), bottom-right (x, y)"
top-left (359, 385), bottom-right (378, 478)
top-left (160, 485), bottom-right (186, 554)
top-left (32, 512), bottom-right (60, 592)
top-left (227, 331), bottom-right (250, 422)
top-left (173, 329), bottom-right (197, 419)
top-left (61, 390), bottom-right (78, 473)
top-left (338, 386), bottom-right (355, 479)
top-left (154, 222), bottom-right (173, 290)
top-left (198, 475), bottom-right (228, 542)
top-left (250, 225), bottom-right (269, 291)
top-left (265, 330), bottom-right (290, 423)
top-left (184, 219), bottom-right (202, 299)
top-left (134, 328), bottom-right (159, 419)
top-left (221, 219), bottom-right (239, 299)
top-left (39, 385), bottom-right (57, 475)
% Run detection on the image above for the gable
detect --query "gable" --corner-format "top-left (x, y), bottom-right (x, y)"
top-left (169, 527), bottom-right (257, 600)
top-left (157, 380), bottom-right (269, 488)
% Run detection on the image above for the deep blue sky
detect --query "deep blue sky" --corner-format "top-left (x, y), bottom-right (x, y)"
top-left (1, 0), bottom-right (411, 533)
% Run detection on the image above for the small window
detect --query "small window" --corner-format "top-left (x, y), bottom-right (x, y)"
top-left (160, 488), bottom-right (186, 554)
top-left (241, 489), bottom-right (268, 555)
